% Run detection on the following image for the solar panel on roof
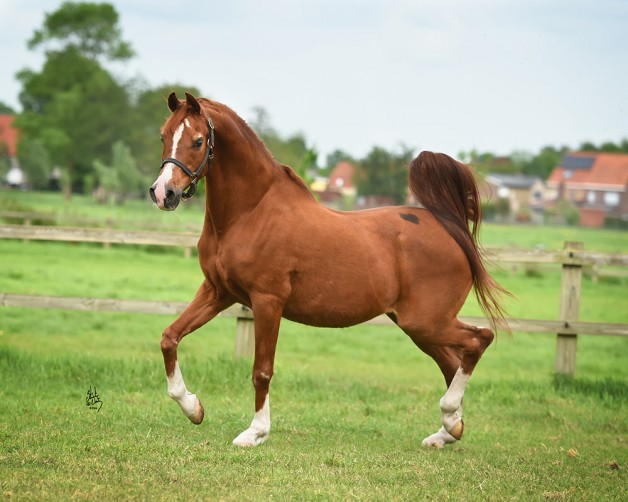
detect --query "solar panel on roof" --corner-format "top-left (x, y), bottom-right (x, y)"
top-left (559, 155), bottom-right (595, 170)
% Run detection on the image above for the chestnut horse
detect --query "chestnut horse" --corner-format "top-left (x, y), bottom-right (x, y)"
top-left (149, 92), bottom-right (507, 448)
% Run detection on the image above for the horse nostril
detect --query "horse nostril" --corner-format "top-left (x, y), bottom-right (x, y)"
top-left (165, 188), bottom-right (176, 204)
top-left (149, 186), bottom-right (157, 203)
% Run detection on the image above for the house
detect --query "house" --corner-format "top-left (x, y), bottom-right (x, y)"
top-left (312, 161), bottom-right (358, 208)
top-left (328, 161), bottom-right (357, 197)
top-left (477, 173), bottom-right (545, 223)
top-left (0, 115), bottom-right (18, 157)
top-left (0, 114), bottom-right (24, 187)
top-left (546, 152), bottom-right (628, 227)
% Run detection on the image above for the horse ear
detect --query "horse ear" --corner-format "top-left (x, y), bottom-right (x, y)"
top-left (185, 92), bottom-right (201, 115)
top-left (167, 92), bottom-right (181, 112)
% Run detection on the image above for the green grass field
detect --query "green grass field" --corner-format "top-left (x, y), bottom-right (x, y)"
top-left (1, 190), bottom-right (627, 500)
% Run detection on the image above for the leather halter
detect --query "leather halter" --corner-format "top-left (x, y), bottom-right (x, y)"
top-left (160, 117), bottom-right (215, 200)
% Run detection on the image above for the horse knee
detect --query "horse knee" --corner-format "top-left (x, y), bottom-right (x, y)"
top-left (160, 328), bottom-right (178, 358)
top-left (459, 326), bottom-right (494, 373)
top-left (479, 327), bottom-right (495, 348)
top-left (252, 369), bottom-right (273, 390)
top-left (469, 327), bottom-right (494, 357)
top-left (462, 325), bottom-right (494, 353)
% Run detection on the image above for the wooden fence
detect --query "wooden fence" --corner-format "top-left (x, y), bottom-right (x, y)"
top-left (1, 224), bottom-right (627, 376)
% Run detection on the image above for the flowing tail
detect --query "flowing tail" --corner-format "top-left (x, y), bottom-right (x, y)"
top-left (408, 151), bottom-right (510, 331)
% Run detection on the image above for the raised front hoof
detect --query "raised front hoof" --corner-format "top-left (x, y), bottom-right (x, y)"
top-left (187, 398), bottom-right (205, 425)
top-left (421, 427), bottom-right (459, 449)
top-left (447, 419), bottom-right (464, 440)
top-left (232, 428), bottom-right (269, 447)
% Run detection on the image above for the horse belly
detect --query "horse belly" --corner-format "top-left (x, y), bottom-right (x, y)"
top-left (281, 263), bottom-right (394, 328)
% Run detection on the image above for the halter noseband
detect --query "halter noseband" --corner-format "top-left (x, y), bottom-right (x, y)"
top-left (160, 117), bottom-right (215, 200)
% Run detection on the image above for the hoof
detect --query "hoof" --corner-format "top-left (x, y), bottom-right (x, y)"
top-left (421, 427), bottom-right (458, 449)
top-left (448, 419), bottom-right (464, 440)
top-left (421, 436), bottom-right (446, 449)
top-left (188, 398), bottom-right (204, 425)
top-left (232, 428), bottom-right (269, 447)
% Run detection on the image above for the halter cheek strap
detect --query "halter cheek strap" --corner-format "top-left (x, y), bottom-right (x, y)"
top-left (160, 117), bottom-right (215, 200)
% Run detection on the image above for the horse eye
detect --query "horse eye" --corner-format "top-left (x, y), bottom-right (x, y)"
top-left (160, 134), bottom-right (164, 143)
top-left (193, 138), bottom-right (204, 148)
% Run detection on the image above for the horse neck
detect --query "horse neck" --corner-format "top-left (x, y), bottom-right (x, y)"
top-left (203, 106), bottom-right (277, 235)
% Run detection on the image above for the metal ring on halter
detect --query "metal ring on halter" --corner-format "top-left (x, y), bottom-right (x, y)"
top-left (159, 117), bottom-right (215, 201)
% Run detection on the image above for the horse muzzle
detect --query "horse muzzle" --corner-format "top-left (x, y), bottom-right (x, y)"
top-left (149, 182), bottom-right (182, 211)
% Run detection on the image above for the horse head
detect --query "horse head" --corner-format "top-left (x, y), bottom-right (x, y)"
top-left (149, 92), bottom-right (214, 211)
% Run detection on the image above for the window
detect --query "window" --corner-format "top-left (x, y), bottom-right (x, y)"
top-left (603, 192), bottom-right (620, 206)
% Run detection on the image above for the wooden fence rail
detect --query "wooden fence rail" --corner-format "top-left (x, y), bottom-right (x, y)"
top-left (2, 224), bottom-right (627, 267)
top-left (0, 210), bottom-right (201, 233)
top-left (2, 225), bottom-right (627, 376)
top-left (2, 293), bottom-right (626, 337)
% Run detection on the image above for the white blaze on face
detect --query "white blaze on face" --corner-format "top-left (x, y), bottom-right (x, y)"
top-left (152, 121), bottom-right (186, 204)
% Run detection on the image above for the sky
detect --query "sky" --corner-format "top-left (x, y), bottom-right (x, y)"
top-left (0, 0), bottom-right (627, 162)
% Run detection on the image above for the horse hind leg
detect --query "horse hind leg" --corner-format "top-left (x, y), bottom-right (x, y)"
top-left (411, 321), bottom-right (494, 449)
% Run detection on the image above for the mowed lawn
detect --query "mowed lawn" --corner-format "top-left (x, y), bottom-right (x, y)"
top-left (1, 198), bottom-right (627, 500)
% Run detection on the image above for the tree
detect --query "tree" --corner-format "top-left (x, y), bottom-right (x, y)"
top-left (0, 102), bottom-right (15, 114)
top-left (15, 2), bottom-right (133, 198)
top-left (458, 149), bottom-right (518, 175)
top-left (27, 1), bottom-right (133, 61)
top-left (0, 142), bottom-right (10, 183)
top-left (519, 145), bottom-right (567, 179)
top-left (17, 138), bottom-right (51, 190)
top-left (355, 145), bottom-right (414, 204)
top-left (249, 107), bottom-right (317, 182)
top-left (578, 139), bottom-right (628, 154)
top-left (93, 141), bottom-right (145, 203)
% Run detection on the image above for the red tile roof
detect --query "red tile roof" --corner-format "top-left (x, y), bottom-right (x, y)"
top-left (0, 115), bottom-right (18, 156)
top-left (547, 152), bottom-right (628, 190)
top-left (329, 161), bottom-right (356, 190)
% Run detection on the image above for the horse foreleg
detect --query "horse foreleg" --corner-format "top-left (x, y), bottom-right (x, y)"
top-left (161, 279), bottom-right (233, 424)
top-left (420, 323), bottom-right (494, 449)
top-left (233, 296), bottom-right (282, 446)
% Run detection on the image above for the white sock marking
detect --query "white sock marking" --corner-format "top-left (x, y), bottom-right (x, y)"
top-left (440, 367), bottom-right (469, 413)
top-left (166, 361), bottom-right (198, 419)
top-left (233, 394), bottom-right (271, 446)
top-left (422, 367), bottom-right (470, 448)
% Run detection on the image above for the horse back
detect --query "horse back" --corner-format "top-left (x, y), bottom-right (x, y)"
top-left (209, 195), bottom-right (470, 327)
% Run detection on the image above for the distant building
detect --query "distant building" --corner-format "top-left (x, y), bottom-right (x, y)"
top-left (478, 173), bottom-right (545, 223)
top-left (0, 115), bottom-right (18, 157)
top-left (546, 152), bottom-right (628, 227)
top-left (312, 161), bottom-right (358, 208)
top-left (0, 114), bottom-right (25, 187)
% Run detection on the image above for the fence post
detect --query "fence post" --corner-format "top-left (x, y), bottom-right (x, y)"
top-left (234, 306), bottom-right (255, 358)
top-left (555, 241), bottom-right (583, 376)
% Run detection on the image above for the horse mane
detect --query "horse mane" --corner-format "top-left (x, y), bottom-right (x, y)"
top-left (280, 164), bottom-right (313, 194)
top-left (199, 99), bottom-right (313, 195)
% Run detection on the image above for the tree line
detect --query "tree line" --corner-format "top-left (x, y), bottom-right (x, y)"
top-left (1, 2), bottom-right (626, 206)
